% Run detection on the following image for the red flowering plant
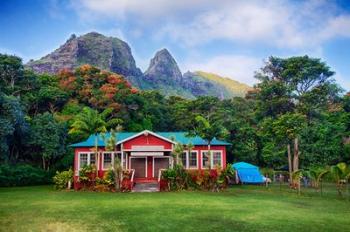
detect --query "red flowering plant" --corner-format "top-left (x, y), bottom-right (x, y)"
top-left (120, 170), bottom-right (133, 192)
top-left (78, 164), bottom-right (97, 190)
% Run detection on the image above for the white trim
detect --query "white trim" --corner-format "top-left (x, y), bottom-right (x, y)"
top-left (129, 156), bottom-right (147, 178)
top-left (116, 130), bottom-right (177, 145)
top-left (187, 150), bottom-right (199, 169)
top-left (200, 150), bottom-right (223, 169)
top-left (211, 150), bottom-right (223, 168)
top-left (101, 152), bottom-right (114, 170)
top-left (179, 150), bottom-right (199, 169)
top-left (152, 156), bottom-right (171, 178)
top-left (130, 152), bottom-right (164, 156)
top-left (77, 152), bottom-right (96, 175)
top-left (131, 145), bottom-right (165, 151)
top-left (123, 149), bottom-right (172, 152)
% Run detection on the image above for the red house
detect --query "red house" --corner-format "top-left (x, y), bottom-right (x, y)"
top-left (71, 130), bottom-right (230, 190)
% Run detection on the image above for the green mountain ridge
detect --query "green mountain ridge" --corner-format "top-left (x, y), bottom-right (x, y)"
top-left (26, 32), bottom-right (251, 99)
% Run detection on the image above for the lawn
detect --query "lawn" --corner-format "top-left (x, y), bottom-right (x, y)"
top-left (0, 185), bottom-right (350, 232)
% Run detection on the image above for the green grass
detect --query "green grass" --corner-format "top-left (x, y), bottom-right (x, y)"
top-left (0, 185), bottom-right (349, 232)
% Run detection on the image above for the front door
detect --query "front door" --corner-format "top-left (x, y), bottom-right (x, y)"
top-left (147, 157), bottom-right (153, 179)
top-left (130, 157), bottom-right (146, 178)
top-left (154, 157), bottom-right (170, 178)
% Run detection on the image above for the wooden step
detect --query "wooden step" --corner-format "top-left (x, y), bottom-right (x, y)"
top-left (132, 182), bottom-right (159, 192)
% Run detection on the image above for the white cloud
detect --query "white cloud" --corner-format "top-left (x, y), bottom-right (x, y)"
top-left (158, 1), bottom-right (350, 50)
top-left (72, 0), bottom-right (350, 50)
top-left (182, 55), bottom-right (263, 86)
top-left (70, 0), bottom-right (215, 22)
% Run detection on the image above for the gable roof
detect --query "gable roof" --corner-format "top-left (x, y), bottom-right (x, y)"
top-left (70, 130), bottom-right (231, 147)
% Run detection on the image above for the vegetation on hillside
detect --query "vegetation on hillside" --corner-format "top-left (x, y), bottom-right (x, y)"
top-left (194, 71), bottom-right (252, 97)
top-left (0, 53), bottom-right (349, 186)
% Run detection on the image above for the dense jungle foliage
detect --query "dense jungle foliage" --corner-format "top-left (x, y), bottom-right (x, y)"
top-left (0, 53), bottom-right (349, 186)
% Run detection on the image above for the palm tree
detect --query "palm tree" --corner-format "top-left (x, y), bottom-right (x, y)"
top-left (330, 162), bottom-right (350, 196)
top-left (305, 167), bottom-right (329, 189)
top-left (69, 107), bottom-right (108, 172)
top-left (292, 169), bottom-right (303, 195)
top-left (173, 142), bottom-right (184, 166)
top-left (190, 115), bottom-right (227, 169)
top-left (102, 126), bottom-right (123, 191)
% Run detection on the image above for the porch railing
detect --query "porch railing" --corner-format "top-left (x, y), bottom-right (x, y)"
top-left (129, 169), bottom-right (135, 190)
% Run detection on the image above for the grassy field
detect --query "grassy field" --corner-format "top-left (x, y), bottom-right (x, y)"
top-left (0, 185), bottom-right (349, 232)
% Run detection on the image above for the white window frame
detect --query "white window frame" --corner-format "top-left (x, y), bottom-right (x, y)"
top-left (78, 152), bottom-right (97, 170)
top-left (180, 151), bottom-right (188, 168)
top-left (212, 150), bottom-right (223, 168)
top-left (102, 152), bottom-right (114, 170)
top-left (200, 150), bottom-right (223, 169)
top-left (180, 150), bottom-right (199, 169)
top-left (102, 152), bottom-right (122, 170)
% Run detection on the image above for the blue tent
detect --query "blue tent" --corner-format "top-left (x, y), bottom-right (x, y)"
top-left (232, 162), bottom-right (264, 184)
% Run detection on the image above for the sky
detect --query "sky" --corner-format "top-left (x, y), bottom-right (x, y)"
top-left (0, 0), bottom-right (350, 90)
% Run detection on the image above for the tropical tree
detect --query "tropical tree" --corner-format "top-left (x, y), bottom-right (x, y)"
top-left (102, 126), bottom-right (123, 191)
top-left (190, 115), bottom-right (227, 169)
top-left (29, 112), bottom-right (67, 170)
top-left (69, 107), bottom-right (108, 172)
top-left (259, 112), bottom-right (306, 184)
top-left (291, 169), bottom-right (303, 195)
top-left (172, 142), bottom-right (184, 166)
top-left (304, 167), bottom-right (329, 189)
top-left (330, 162), bottom-right (350, 196)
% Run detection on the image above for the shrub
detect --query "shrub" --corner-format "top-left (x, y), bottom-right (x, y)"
top-left (120, 170), bottom-right (133, 192)
top-left (93, 169), bottom-right (115, 192)
top-left (260, 168), bottom-right (274, 178)
top-left (78, 164), bottom-right (97, 190)
top-left (161, 165), bottom-right (234, 191)
top-left (0, 164), bottom-right (53, 187)
top-left (53, 169), bottom-right (73, 190)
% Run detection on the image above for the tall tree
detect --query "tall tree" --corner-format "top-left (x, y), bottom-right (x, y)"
top-left (29, 113), bottom-right (67, 170)
top-left (69, 107), bottom-right (108, 172)
top-left (190, 115), bottom-right (227, 169)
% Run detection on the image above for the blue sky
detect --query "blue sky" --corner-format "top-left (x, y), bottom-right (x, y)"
top-left (1, 0), bottom-right (349, 90)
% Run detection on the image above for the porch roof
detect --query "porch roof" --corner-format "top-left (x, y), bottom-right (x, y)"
top-left (70, 131), bottom-right (231, 147)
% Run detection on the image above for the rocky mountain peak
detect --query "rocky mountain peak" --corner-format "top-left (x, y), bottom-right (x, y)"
top-left (26, 32), bottom-right (142, 77)
top-left (144, 48), bottom-right (182, 83)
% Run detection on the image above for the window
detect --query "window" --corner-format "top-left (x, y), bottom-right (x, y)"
top-left (90, 153), bottom-right (96, 165)
top-left (188, 151), bottom-right (198, 168)
top-left (180, 152), bottom-right (187, 167)
top-left (79, 152), bottom-right (96, 169)
top-left (202, 151), bottom-right (210, 169)
top-left (103, 153), bottom-right (113, 170)
top-left (212, 151), bottom-right (222, 167)
top-left (80, 153), bottom-right (88, 167)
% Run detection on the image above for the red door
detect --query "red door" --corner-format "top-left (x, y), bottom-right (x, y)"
top-left (147, 157), bottom-right (153, 179)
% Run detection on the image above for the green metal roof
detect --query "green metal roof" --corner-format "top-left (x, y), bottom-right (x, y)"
top-left (70, 131), bottom-right (231, 147)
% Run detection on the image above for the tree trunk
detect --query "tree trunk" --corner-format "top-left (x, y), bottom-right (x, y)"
top-left (42, 156), bottom-right (46, 170)
top-left (293, 138), bottom-right (299, 172)
top-left (287, 143), bottom-right (292, 185)
top-left (95, 134), bottom-right (98, 174)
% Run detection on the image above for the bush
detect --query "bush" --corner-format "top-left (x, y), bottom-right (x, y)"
top-left (161, 165), bottom-right (234, 191)
top-left (0, 164), bottom-right (53, 187)
top-left (53, 169), bottom-right (73, 190)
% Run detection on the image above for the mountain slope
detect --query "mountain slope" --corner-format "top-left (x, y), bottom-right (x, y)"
top-left (27, 32), bottom-right (142, 78)
top-left (183, 71), bottom-right (252, 98)
top-left (26, 32), bottom-right (251, 99)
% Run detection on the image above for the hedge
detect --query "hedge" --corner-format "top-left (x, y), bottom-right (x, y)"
top-left (0, 164), bottom-right (54, 187)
